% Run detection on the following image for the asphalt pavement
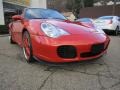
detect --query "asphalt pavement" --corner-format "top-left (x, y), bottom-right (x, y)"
top-left (0, 35), bottom-right (120, 90)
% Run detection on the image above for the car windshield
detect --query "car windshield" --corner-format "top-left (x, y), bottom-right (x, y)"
top-left (98, 16), bottom-right (113, 20)
top-left (24, 8), bottom-right (67, 20)
top-left (77, 18), bottom-right (92, 23)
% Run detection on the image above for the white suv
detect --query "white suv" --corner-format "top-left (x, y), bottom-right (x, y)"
top-left (94, 16), bottom-right (120, 35)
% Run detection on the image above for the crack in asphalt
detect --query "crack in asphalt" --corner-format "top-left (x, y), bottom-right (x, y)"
top-left (102, 60), bottom-right (115, 78)
top-left (108, 81), bottom-right (120, 89)
top-left (42, 66), bottom-right (120, 90)
top-left (1, 51), bottom-right (119, 90)
top-left (97, 72), bottom-right (107, 90)
top-left (52, 66), bottom-right (118, 79)
top-left (42, 63), bottom-right (120, 79)
top-left (38, 67), bottom-right (57, 90)
top-left (59, 64), bottom-right (120, 90)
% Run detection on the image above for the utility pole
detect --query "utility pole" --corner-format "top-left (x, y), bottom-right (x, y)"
top-left (81, 0), bottom-right (85, 8)
top-left (112, 0), bottom-right (116, 15)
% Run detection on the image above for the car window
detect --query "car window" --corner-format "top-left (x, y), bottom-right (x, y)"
top-left (77, 18), bottom-right (92, 23)
top-left (24, 8), bottom-right (67, 20)
top-left (98, 16), bottom-right (113, 20)
top-left (119, 17), bottom-right (120, 21)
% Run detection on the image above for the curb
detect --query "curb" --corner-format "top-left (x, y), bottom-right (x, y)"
top-left (0, 34), bottom-right (9, 37)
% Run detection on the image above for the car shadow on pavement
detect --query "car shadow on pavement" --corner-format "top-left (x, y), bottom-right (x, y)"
top-left (30, 56), bottom-right (106, 73)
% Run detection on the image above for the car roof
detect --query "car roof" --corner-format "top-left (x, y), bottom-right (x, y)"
top-left (99, 16), bottom-right (118, 18)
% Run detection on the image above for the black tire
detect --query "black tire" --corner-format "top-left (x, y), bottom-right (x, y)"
top-left (114, 26), bottom-right (119, 36)
top-left (9, 31), bottom-right (16, 44)
top-left (22, 31), bottom-right (34, 63)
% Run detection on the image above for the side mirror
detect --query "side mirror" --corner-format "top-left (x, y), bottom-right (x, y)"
top-left (12, 15), bottom-right (23, 21)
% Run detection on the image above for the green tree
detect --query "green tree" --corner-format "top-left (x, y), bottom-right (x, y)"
top-left (84, 0), bottom-right (94, 7)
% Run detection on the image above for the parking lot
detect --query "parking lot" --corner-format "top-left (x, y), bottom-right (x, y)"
top-left (0, 35), bottom-right (120, 90)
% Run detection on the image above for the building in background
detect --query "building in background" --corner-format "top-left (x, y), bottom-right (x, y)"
top-left (1, 0), bottom-right (68, 25)
top-left (0, 0), bottom-right (47, 25)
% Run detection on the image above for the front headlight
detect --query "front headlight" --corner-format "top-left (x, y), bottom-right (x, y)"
top-left (41, 23), bottom-right (69, 38)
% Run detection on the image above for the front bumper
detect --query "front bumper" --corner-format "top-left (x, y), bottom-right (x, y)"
top-left (31, 34), bottom-right (110, 63)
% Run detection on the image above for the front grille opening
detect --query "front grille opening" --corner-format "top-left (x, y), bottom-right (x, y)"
top-left (81, 43), bottom-right (104, 58)
top-left (57, 45), bottom-right (77, 58)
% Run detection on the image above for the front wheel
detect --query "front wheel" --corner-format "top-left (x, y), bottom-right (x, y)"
top-left (22, 31), bottom-right (34, 63)
top-left (114, 26), bottom-right (119, 36)
top-left (9, 31), bottom-right (16, 44)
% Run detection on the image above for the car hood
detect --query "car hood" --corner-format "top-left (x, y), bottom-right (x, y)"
top-left (46, 19), bottom-right (95, 34)
top-left (29, 19), bottom-right (107, 43)
top-left (30, 19), bottom-right (104, 36)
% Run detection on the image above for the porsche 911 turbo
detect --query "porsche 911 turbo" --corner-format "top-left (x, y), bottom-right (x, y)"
top-left (9, 8), bottom-right (110, 63)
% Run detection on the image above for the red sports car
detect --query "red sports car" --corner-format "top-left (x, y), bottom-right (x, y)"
top-left (9, 8), bottom-right (110, 63)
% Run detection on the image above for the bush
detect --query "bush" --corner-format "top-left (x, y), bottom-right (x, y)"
top-left (0, 25), bottom-right (9, 34)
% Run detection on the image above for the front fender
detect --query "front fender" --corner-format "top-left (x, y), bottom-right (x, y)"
top-left (24, 20), bottom-right (44, 36)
